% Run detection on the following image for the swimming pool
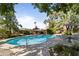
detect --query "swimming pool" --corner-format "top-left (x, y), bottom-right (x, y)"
top-left (6, 35), bottom-right (62, 46)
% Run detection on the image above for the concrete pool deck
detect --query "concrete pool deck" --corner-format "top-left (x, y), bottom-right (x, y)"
top-left (0, 34), bottom-right (79, 56)
top-left (18, 38), bottom-right (64, 56)
top-left (19, 38), bottom-right (79, 56)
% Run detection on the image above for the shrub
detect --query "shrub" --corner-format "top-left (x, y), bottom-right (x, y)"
top-left (64, 30), bottom-right (72, 35)
top-left (47, 28), bottom-right (56, 34)
top-left (49, 44), bottom-right (79, 56)
top-left (23, 30), bottom-right (31, 35)
top-left (0, 29), bottom-right (9, 38)
top-left (73, 27), bottom-right (78, 33)
top-left (47, 29), bottom-right (53, 34)
top-left (19, 30), bottom-right (31, 35)
top-left (40, 31), bottom-right (44, 34)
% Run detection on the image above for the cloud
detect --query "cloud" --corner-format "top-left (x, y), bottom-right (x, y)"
top-left (17, 16), bottom-right (46, 29)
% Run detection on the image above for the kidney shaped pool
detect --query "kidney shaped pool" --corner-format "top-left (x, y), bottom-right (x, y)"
top-left (6, 35), bottom-right (62, 46)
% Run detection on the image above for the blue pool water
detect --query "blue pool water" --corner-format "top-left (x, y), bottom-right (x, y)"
top-left (6, 35), bottom-right (61, 45)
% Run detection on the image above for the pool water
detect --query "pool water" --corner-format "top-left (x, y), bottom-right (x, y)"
top-left (6, 35), bottom-right (61, 45)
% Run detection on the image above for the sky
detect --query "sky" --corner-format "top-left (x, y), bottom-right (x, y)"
top-left (14, 3), bottom-right (47, 29)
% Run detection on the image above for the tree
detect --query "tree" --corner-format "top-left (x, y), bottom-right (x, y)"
top-left (33, 3), bottom-right (79, 15)
top-left (0, 3), bottom-right (19, 37)
top-left (33, 3), bottom-right (79, 34)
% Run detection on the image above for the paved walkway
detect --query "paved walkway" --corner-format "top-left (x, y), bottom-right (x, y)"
top-left (18, 47), bottom-right (50, 56)
top-left (18, 38), bottom-right (64, 56)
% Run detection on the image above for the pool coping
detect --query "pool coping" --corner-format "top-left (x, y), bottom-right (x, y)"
top-left (0, 35), bottom-right (34, 42)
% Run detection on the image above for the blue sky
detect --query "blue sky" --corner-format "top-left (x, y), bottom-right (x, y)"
top-left (14, 3), bottom-right (47, 29)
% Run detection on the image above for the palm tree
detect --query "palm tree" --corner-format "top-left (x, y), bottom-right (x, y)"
top-left (34, 22), bottom-right (36, 26)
